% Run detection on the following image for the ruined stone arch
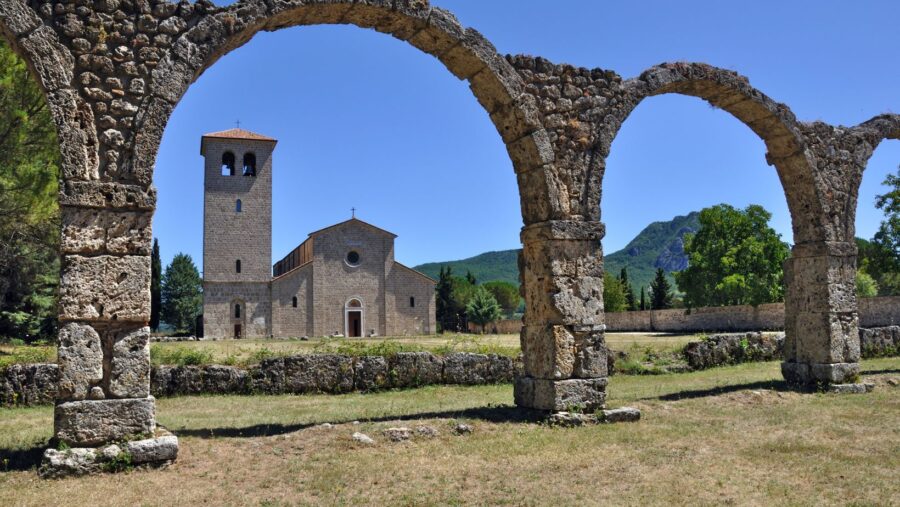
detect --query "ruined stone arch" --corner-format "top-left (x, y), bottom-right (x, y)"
top-left (0, 0), bottom-right (894, 470)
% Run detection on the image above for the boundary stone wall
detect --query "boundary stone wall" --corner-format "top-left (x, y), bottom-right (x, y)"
top-left (1, 352), bottom-right (522, 406)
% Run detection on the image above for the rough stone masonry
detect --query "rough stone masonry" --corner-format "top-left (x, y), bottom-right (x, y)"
top-left (0, 0), bottom-right (897, 474)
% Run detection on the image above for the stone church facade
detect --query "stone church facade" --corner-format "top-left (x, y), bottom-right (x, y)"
top-left (201, 129), bottom-right (436, 339)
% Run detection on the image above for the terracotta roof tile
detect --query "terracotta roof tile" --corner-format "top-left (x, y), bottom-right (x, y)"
top-left (201, 128), bottom-right (277, 142)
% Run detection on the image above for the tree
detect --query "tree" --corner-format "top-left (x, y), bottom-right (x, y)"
top-left (856, 270), bottom-right (879, 298)
top-left (603, 272), bottom-right (627, 312)
top-left (873, 166), bottom-right (900, 260)
top-left (640, 286), bottom-right (647, 311)
top-left (650, 268), bottom-right (674, 310)
top-left (483, 280), bottom-right (521, 318)
top-left (150, 239), bottom-right (162, 331)
top-left (435, 266), bottom-right (454, 332)
top-left (675, 204), bottom-right (790, 308)
top-left (619, 267), bottom-right (636, 311)
top-left (465, 286), bottom-right (502, 333)
top-left (161, 254), bottom-right (202, 334)
top-left (0, 40), bottom-right (60, 342)
top-left (465, 270), bottom-right (477, 285)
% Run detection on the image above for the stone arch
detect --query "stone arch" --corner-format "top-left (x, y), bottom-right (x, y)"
top-left (619, 63), bottom-right (819, 244)
top-left (845, 114), bottom-right (900, 241)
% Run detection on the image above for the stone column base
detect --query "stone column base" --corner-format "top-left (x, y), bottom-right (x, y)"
top-left (781, 361), bottom-right (861, 387)
top-left (514, 376), bottom-right (607, 411)
top-left (39, 433), bottom-right (178, 478)
top-left (55, 396), bottom-right (156, 446)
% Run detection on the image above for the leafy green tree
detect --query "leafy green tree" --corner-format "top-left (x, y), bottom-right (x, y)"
top-left (675, 204), bottom-right (790, 307)
top-left (465, 286), bottom-right (502, 333)
top-left (619, 267), bottom-right (636, 311)
top-left (161, 254), bottom-right (202, 334)
top-left (650, 268), bottom-right (674, 310)
top-left (639, 286), bottom-right (647, 311)
top-left (482, 280), bottom-right (521, 318)
top-left (0, 40), bottom-right (60, 342)
top-left (856, 270), bottom-right (879, 298)
top-left (603, 272), bottom-right (627, 313)
top-left (873, 166), bottom-right (900, 260)
top-left (150, 238), bottom-right (162, 331)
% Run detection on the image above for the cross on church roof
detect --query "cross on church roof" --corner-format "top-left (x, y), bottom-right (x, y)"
top-left (351, 207), bottom-right (356, 218)
top-left (235, 119), bottom-right (241, 128)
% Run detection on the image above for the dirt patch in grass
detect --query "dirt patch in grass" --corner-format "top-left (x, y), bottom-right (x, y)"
top-left (1, 358), bottom-right (898, 505)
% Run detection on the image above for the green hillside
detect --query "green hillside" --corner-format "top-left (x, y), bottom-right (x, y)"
top-left (414, 212), bottom-right (700, 291)
top-left (604, 212), bottom-right (700, 293)
top-left (414, 249), bottom-right (521, 285)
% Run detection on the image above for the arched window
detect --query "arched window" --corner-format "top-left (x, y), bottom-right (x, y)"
top-left (221, 151), bottom-right (235, 176)
top-left (292, 296), bottom-right (298, 308)
top-left (347, 298), bottom-right (362, 308)
top-left (242, 152), bottom-right (257, 176)
top-left (236, 199), bottom-right (242, 212)
top-left (235, 259), bottom-right (241, 273)
top-left (234, 303), bottom-right (241, 319)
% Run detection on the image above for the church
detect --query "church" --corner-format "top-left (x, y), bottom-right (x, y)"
top-left (200, 128), bottom-right (437, 339)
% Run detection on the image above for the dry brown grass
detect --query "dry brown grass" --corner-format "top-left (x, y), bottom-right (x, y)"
top-left (1, 357), bottom-right (898, 506)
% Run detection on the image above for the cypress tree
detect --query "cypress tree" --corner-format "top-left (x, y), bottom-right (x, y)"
top-left (620, 267), bottom-right (636, 310)
top-left (435, 266), bottom-right (454, 332)
top-left (640, 286), bottom-right (646, 311)
top-left (150, 238), bottom-right (161, 331)
top-left (650, 268), bottom-right (674, 310)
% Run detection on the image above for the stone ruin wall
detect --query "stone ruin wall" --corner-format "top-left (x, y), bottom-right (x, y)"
top-left (0, 0), bottom-right (898, 471)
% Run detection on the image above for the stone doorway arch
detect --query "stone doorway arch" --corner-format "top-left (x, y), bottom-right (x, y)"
top-left (0, 0), bottom-right (896, 471)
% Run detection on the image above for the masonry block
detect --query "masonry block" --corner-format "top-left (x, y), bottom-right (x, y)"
top-left (57, 323), bottom-right (103, 401)
top-left (514, 376), bottom-right (607, 411)
top-left (521, 325), bottom-right (574, 379)
top-left (108, 326), bottom-right (151, 398)
top-left (55, 397), bottom-right (156, 446)
top-left (573, 331), bottom-right (608, 378)
top-left (61, 208), bottom-right (152, 255)
top-left (59, 255), bottom-right (150, 322)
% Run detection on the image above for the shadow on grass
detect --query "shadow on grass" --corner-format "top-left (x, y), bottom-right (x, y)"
top-left (861, 367), bottom-right (900, 375)
top-left (0, 443), bottom-right (47, 472)
top-left (174, 404), bottom-right (546, 439)
top-left (646, 379), bottom-right (792, 402)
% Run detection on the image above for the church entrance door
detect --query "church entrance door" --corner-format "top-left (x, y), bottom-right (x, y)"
top-left (347, 311), bottom-right (361, 338)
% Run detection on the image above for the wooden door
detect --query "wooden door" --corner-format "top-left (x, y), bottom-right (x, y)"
top-left (348, 311), bottom-right (361, 337)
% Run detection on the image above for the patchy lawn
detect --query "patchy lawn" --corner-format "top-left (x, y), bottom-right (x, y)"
top-left (1, 358), bottom-right (898, 505)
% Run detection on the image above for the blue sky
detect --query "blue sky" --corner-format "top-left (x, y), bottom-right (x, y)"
top-left (153, 0), bottom-right (899, 272)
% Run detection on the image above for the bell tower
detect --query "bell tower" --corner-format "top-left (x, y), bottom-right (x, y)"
top-left (200, 128), bottom-right (276, 338)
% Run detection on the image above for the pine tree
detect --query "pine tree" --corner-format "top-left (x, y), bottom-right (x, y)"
top-left (465, 270), bottom-right (477, 285)
top-left (620, 267), bottom-right (636, 311)
top-left (640, 286), bottom-right (646, 311)
top-left (161, 253), bottom-right (202, 334)
top-left (465, 286), bottom-right (502, 333)
top-left (650, 268), bottom-right (673, 310)
top-left (150, 238), bottom-right (162, 331)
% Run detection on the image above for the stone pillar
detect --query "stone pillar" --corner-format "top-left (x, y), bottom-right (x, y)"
top-left (781, 241), bottom-right (861, 387)
top-left (514, 220), bottom-right (607, 411)
top-left (54, 183), bottom-right (158, 446)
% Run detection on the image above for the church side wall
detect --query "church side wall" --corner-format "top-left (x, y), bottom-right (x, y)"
top-left (271, 264), bottom-right (313, 338)
top-left (202, 282), bottom-right (271, 338)
top-left (385, 266), bottom-right (436, 336)
top-left (311, 224), bottom-right (388, 337)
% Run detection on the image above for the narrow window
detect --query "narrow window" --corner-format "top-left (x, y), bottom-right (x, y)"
top-left (410, 296), bottom-right (416, 308)
top-left (234, 304), bottom-right (241, 319)
top-left (236, 199), bottom-right (242, 212)
top-left (292, 296), bottom-right (298, 308)
top-left (236, 259), bottom-right (241, 273)
top-left (242, 152), bottom-right (257, 176)
top-left (221, 151), bottom-right (235, 176)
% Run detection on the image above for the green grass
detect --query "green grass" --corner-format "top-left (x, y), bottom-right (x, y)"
top-left (1, 357), bottom-right (898, 505)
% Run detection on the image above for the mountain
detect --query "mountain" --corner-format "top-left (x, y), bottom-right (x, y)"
top-left (414, 250), bottom-right (521, 285)
top-left (603, 212), bottom-right (700, 293)
top-left (413, 212), bottom-right (700, 291)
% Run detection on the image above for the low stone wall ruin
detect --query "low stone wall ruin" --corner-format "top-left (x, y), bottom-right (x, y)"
top-left (683, 326), bottom-right (900, 371)
top-left (1, 352), bottom-right (521, 407)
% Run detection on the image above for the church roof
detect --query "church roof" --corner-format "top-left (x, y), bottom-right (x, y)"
top-left (307, 218), bottom-right (398, 239)
top-left (201, 128), bottom-right (277, 142)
